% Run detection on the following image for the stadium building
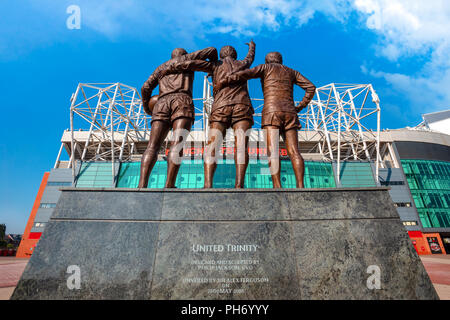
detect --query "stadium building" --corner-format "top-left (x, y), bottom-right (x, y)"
top-left (16, 82), bottom-right (450, 257)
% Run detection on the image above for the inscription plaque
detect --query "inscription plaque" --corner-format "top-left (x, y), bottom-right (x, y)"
top-left (150, 222), bottom-right (301, 299)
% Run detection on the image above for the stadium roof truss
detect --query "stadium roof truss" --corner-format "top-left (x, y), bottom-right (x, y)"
top-left (302, 83), bottom-right (382, 180)
top-left (60, 80), bottom-right (383, 183)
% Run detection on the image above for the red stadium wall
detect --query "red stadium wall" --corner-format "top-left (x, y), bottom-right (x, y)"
top-left (16, 172), bottom-right (49, 258)
top-left (408, 231), bottom-right (447, 255)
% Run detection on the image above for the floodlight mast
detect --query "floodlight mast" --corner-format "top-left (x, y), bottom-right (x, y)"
top-left (62, 79), bottom-right (382, 185)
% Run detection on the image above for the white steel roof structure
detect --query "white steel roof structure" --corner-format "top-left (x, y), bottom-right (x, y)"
top-left (58, 80), bottom-right (384, 183)
top-left (422, 110), bottom-right (450, 135)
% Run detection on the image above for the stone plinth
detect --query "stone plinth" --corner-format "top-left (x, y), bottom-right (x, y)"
top-left (11, 188), bottom-right (439, 300)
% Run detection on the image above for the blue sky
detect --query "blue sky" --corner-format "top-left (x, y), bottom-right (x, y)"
top-left (1, 0), bottom-right (450, 234)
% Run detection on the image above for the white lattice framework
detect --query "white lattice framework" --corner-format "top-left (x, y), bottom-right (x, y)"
top-left (67, 83), bottom-right (147, 179)
top-left (203, 81), bottom-right (382, 180)
top-left (62, 80), bottom-right (382, 182)
top-left (302, 83), bottom-right (382, 180)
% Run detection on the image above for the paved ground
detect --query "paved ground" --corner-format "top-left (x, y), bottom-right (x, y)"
top-left (420, 255), bottom-right (450, 299)
top-left (0, 257), bottom-right (29, 300)
top-left (0, 257), bottom-right (28, 287)
top-left (0, 255), bottom-right (449, 300)
top-left (0, 287), bottom-right (15, 300)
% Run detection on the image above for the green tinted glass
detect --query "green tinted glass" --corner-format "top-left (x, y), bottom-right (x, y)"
top-left (338, 162), bottom-right (376, 187)
top-left (401, 159), bottom-right (450, 229)
top-left (76, 162), bottom-right (115, 188)
top-left (115, 160), bottom-right (336, 189)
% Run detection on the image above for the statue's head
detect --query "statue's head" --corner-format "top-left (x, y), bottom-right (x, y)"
top-left (220, 45), bottom-right (237, 60)
top-left (265, 51), bottom-right (283, 64)
top-left (171, 48), bottom-right (187, 58)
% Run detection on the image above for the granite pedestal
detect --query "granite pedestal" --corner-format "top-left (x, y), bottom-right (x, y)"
top-left (11, 188), bottom-right (439, 300)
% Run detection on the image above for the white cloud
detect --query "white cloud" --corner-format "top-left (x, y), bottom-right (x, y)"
top-left (74, 0), bottom-right (450, 112)
top-left (3, 0), bottom-right (449, 113)
top-left (353, 0), bottom-right (450, 113)
top-left (353, 0), bottom-right (450, 59)
top-left (367, 68), bottom-right (449, 110)
top-left (75, 0), bottom-right (352, 38)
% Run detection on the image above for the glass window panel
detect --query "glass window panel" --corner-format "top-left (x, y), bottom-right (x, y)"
top-left (402, 159), bottom-right (450, 229)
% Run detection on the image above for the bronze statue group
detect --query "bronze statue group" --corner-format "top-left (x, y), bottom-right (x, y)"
top-left (140, 41), bottom-right (316, 189)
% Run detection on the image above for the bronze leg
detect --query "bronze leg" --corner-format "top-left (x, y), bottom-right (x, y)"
top-left (264, 125), bottom-right (282, 189)
top-left (233, 120), bottom-right (252, 188)
top-left (165, 117), bottom-right (193, 188)
top-left (138, 120), bottom-right (170, 188)
top-left (284, 128), bottom-right (305, 188)
top-left (204, 121), bottom-right (227, 188)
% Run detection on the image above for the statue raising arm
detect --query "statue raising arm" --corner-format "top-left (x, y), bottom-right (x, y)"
top-left (234, 40), bottom-right (255, 72)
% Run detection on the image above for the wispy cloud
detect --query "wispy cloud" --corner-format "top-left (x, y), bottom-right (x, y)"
top-left (2, 0), bottom-right (450, 113)
top-left (70, 0), bottom-right (351, 39)
top-left (355, 0), bottom-right (450, 113)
